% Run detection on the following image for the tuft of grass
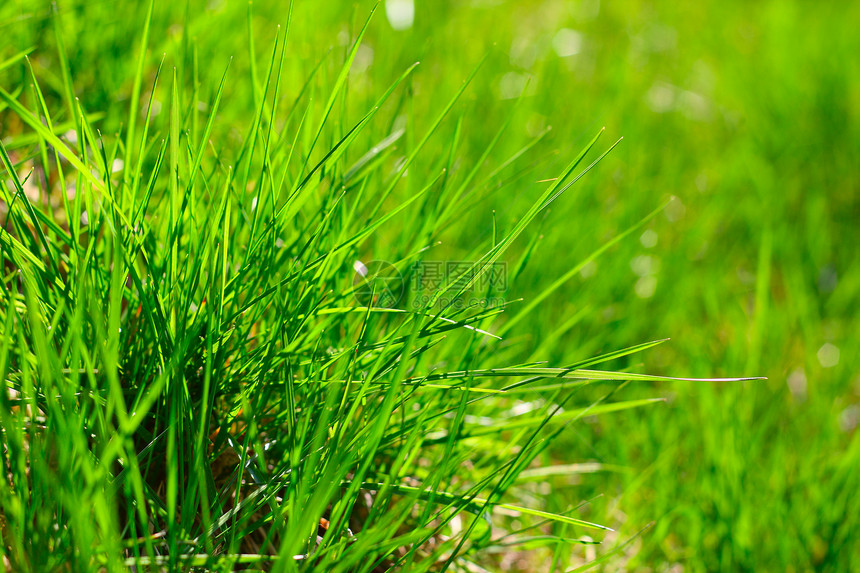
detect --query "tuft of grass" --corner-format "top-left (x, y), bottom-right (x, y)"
top-left (0, 2), bottom-right (761, 571)
top-left (4, 0), bottom-right (858, 571)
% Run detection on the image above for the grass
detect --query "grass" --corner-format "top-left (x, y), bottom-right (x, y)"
top-left (1, 0), bottom-right (858, 571)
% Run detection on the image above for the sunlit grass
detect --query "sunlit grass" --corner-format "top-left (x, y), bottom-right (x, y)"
top-left (1, 0), bottom-right (858, 571)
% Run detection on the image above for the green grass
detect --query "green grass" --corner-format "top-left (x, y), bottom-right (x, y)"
top-left (1, 0), bottom-right (858, 571)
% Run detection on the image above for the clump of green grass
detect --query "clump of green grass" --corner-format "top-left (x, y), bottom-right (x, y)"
top-left (0, 3), bottom-right (760, 572)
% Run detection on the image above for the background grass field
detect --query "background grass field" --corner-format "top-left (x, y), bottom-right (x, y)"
top-left (1, 0), bottom-right (858, 571)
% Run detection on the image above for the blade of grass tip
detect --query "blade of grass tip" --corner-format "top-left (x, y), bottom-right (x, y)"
top-left (278, 60), bottom-right (419, 214)
top-left (252, 9), bottom-right (294, 239)
top-left (0, 46), bottom-right (33, 73)
top-left (0, 215), bottom-right (47, 277)
top-left (434, 83), bottom-right (531, 226)
top-left (343, 128), bottom-right (405, 183)
top-left (247, 0), bottom-right (260, 108)
top-left (131, 99), bottom-right (170, 226)
top-left (563, 370), bottom-right (767, 383)
top-left (479, 126), bottom-right (553, 191)
top-left (190, 43), bottom-right (199, 144)
top-left (489, 497), bottom-right (597, 546)
top-left (218, 171), bottom-right (233, 332)
top-left (538, 127), bottom-right (606, 201)
top-left (51, 1), bottom-right (76, 121)
top-left (507, 211), bottom-right (548, 285)
top-left (297, 1), bottom-right (379, 183)
top-left (76, 102), bottom-right (112, 185)
top-left (184, 175), bottom-right (234, 333)
top-left (518, 464), bottom-right (628, 480)
top-left (457, 398), bottom-right (666, 439)
top-left (494, 503), bottom-right (612, 532)
top-left (123, 0), bottom-right (154, 196)
top-left (330, 167), bottom-right (443, 255)
top-left (404, 365), bottom-right (764, 385)
top-left (186, 58), bottom-right (230, 195)
top-left (491, 371), bottom-right (751, 396)
top-left (2, 116), bottom-right (104, 151)
top-left (275, 105), bottom-right (375, 228)
top-left (499, 199), bottom-right (668, 336)
top-left (238, 25), bottom-right (280, 208)
top-left (438, 112), bottom-right (464, 198)
top-left (0, 141), bottom-right (52, 268)
top-left (25, 55), bottom-right (72, 247)
top-left (99, 130), bottom-right (122, 218)
top-left (367, 55), bottom-right (487, 222)
top-left (271, 101), bottom-right (308, 203)
top-left (426, 128), bottom-right (608, 313)
top-left (131, 59), bottom-right (166, 223)
top-left (132, 135), bottom-right (168, 228)
top-left (272, 44), bottom-right (328, 147)
top-left (0, 88), bottom-right (133, 229)
top-left (72, 101), bottom-right (88, 240)
top-left (539, 136), bottom-right (624, 212)
top-left (247, 57), bottom-right (414, 262)
top-left (279, 93), bottom-right (413, 261)
top-left (565, 522), bottom-right (654, 573)
top-left (746, 223), bottom-right (772, 374)
top-left (560, 338), bottom-right (670, 371)
top-left (168, 67), bottom-right (181, 334)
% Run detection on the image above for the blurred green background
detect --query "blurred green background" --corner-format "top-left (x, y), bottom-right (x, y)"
top-left (2, 0), bottom-right (858, 570)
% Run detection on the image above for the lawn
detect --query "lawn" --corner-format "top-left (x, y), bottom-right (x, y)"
top-left (0, 0), bottom-right (858, 571)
